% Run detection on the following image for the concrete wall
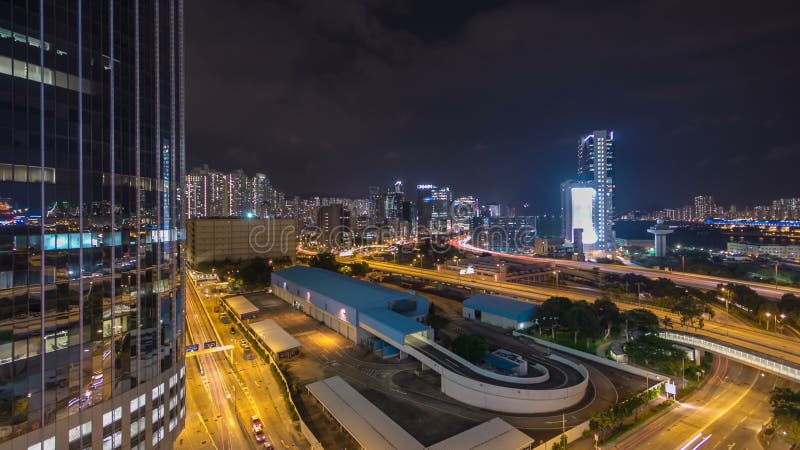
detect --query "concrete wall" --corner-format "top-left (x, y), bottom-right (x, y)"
top-left (187, 218), bottom-right (296, 265)
top-left (272, 283), bottom-right (364, 343)
top-left (435, 361), bottom-right (587, 414)
top-left (401, 341), bottom-right (588, 414)
top-left (463, 307), bottom-right (532, 330)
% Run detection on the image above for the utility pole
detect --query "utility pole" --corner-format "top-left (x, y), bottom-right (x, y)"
top-left (681, 255), bottom-right (685, 272)
top-left (775, 263), bottom-right (779, 291)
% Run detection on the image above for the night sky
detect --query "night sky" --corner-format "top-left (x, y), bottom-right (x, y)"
top-left (185, 0), bottom-right (800, 213)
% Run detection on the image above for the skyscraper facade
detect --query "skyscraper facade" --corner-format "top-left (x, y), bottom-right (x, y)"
top-left (430, 186), bottom-right (453, 234)
top-left (0, 2), bottom-right (186, 449)
top-left (575, 130), bottom-right (615, 250)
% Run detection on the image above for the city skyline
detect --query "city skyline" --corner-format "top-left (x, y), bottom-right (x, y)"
top-left (186, 1), bottom-right (800, 211)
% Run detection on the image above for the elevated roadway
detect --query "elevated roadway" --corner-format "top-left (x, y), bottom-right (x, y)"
top-left (454, 238), bottom-right (800, 300)
top-left (366, 260), bottom-right (800, 369)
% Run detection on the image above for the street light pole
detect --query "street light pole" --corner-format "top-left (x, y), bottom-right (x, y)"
top-left (775, 263), bottom-right (779, 291)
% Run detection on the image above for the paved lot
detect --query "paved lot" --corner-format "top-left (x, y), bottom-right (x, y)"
top-left (241, 288), bottom-right (630, 446)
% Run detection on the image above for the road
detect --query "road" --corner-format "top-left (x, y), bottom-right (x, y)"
top-left (179, 279), bottom-right (255, 450)
top-left (611, 358), bottom-right (794, 450)
top-left (366, 260), bottom-right (800, 367)
top-left (178, 279), bottom-right (307, 450)
top-left (454, 238), bottom-right (799, 300)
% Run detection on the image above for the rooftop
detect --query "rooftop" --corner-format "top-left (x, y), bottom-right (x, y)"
top-left (427, 417), bottom-right (533, 450)
top-left (273, 266), bottom-right (424, 311)
top-left (225, 295), bottom-right (260, 317)
top-left (249, 319), bottom-right (302, 354)
top-left (360, 308), bottom-right (430, 345)
top-left (306, 376), bottom-right (424, 450)
top-left (463, 294), bottom-right (537, 322)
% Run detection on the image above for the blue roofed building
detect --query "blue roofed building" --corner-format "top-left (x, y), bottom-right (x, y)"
top-left (271, 266), bottom-right (431, 347)
top-left (462, 294), bottom-right (537, 330)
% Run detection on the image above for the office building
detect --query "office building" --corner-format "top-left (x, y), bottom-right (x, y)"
top-left (452, 196), bottom-right (478, 233)
top-left (317, 204), bottom-right (351, 247)
top-left (0, 2), bottom-right (186, 449)
top-left (561, 130), bottom-right (615, 250)
top-left (415, 184), bottom-right (436, 232)
top-left (576, 130), bottom-right (615, 250)
top-left (186, 218), bottom-right (297, 266)
top-left (430, 186), bottom-right (453, 234)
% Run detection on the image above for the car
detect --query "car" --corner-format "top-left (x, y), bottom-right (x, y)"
top-left (261, 442), bottom-right (274, 450)
top-left (254, 429), bottom-right (266, 443)
top-left (230, 326), bottom-right (237, 334)
top-left (250, 416), bottom-right (263, 432)
top-left (239, 339), bottom-right (249, 349)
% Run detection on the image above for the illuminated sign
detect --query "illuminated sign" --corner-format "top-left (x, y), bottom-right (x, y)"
top-left (570, 187), bottom-right (597, 244)
top-left (665, 382), bottom-right (676, 396)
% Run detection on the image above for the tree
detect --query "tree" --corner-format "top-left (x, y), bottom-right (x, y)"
top-left (426, 304), bottom-right (449, 335)
top-left (770, 388), bottom-right (800, 446)
top-left (566, 301), bottom-right (601, 345)
top-left (624, 308), bottom-right (660, 336)
top-left (593, 298), bottom-right (621, 339)
top-left (757, 302), bottom-right (779, 327)
top-left (239, 258), bottom-right (271, 288)
top-left (451, 334), bottom-right (488, 363)
top-left (309, 252), bottom-right (339, 271)
top-left (724, 283), bottom-right (767, 314)
top-left (625, 334), bottom-right (684, 374)
top-left (779, 294), bottom-right (800, 321)
top-left (671, 296), bottom-right (705, 328)
top-left (536, 297), bottom-right (573, 327)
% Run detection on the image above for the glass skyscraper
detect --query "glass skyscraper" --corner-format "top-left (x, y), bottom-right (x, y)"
top-left (0, 1), bottom-right (185, 449)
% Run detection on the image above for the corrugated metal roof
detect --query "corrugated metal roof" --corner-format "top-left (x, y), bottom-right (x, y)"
top-left (427, 417), bottom-right (533, 450)
top-left (225, 295), bottom-right (260, 317)
top-left (463, 294), bottom-right (536, 322)
top-left (306, 376), bottom-right (424, 450)
top-left (360, 308), bottom-right (430, 345)
top-left (249, 319), bottom-right (301, 354)
top-left (273, 266), bottom-right (420, 311)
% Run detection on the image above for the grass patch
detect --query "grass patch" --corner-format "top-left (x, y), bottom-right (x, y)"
top-left (527, 329), bottom-right (608, 355)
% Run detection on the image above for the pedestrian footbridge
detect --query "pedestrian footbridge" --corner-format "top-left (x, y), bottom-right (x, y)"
top-left (659, 331), bottom-right (800, 383)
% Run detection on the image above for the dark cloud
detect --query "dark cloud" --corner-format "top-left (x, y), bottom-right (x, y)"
top-left (186, 0), bottom-right (800, 210)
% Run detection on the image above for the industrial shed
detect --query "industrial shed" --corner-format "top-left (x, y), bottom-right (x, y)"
top-left (249, 319), bottom-right (301, 359)
top-left (462, 294), bottom-right (537, 330)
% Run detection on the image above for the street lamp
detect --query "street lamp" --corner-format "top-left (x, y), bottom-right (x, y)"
top-left (553, 270), bottom-right (560, 292)
top-left (766, 312), bottom-right (772, 331)
top-left (720, 287), bottom-right (730, 335)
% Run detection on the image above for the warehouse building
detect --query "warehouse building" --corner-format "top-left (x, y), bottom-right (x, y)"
top-left (186, 218), bottom-right (297, 265)
top-left (271, 266), bottom-right (430, 347)
top-left (462, 294), bottom-right (537, 330)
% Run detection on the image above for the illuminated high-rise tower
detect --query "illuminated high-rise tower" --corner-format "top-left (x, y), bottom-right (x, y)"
top-left (576, 130), bottom-right (615, 250)
top-left (0, 2), bottom-right (186, 449)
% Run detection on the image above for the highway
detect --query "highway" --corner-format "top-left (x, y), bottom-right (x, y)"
top-left (179, 279), bottom-right (307, 450)
top-left (365, 260), bottom-right (800, 367)
top-left (612, 359), bottom-right (792, 450)
top-left (180, 279), bottom-right (255, 450)
top-left (454, 238), bottom-right (800, 300)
